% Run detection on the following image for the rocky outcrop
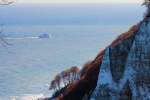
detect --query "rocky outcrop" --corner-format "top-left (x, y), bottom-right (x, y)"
top-left (91, 19), bottom-right (150, 100)
top-left (54, 22), bottom-right (140, 100)
top-left (48, 2), bottom-right (150, 100)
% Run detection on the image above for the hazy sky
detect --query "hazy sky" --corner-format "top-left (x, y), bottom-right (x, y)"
top-left (17, 0), bottom-right (143, 4)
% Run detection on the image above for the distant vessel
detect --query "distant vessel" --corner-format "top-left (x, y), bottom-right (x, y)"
top-left (38, 34), bottom-right (50, 39)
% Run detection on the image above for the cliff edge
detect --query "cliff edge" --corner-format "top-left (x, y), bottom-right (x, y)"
top-left (56, 23), bottom-right (141, 100)
top-left (45, 1), bottom-right (150, 100)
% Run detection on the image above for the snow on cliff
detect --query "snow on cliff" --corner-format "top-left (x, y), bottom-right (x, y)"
top-left (49, 2), bottom-right (150, 100)
top-left (55, 23), bottom-right (141, 100)
top-left (91, 18), bottom-right (150, 100)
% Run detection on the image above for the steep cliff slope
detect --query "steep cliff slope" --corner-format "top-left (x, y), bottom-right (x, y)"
top-left (91, 19), bottom-right (150, 100)
top-left (54, 23), bottom-right (141, 100)
top-left (48, 2), bottom-right (150, 100)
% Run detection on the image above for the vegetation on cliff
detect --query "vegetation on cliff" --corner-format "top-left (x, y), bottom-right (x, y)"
top-left (41, 0), bottom-right (150, 100)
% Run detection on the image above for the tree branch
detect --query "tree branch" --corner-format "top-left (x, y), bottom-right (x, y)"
top-left (0, 0), bottom-right (14, 5)
top-left (0, 25), bottom-right (11, 46)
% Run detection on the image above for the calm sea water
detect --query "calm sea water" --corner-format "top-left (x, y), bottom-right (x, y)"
top-left (0, 25), bottom-right (132, 99)
top-left (0, 3), bottom-right (144, 100)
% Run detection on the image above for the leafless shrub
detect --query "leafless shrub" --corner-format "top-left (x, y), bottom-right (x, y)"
top-left (49, 66), bottom-right (80, 91)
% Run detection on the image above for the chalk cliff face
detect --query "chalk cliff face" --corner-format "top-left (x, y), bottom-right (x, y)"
top-left (51, 5), bottom-right (150, 100)
top-left (55, 22), bottom-right (145, 100)
top-left (91, 19), bottom-right (150, 100)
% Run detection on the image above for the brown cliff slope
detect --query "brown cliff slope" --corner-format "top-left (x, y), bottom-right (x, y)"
top-left (55, 24), bottom-right (139, 100)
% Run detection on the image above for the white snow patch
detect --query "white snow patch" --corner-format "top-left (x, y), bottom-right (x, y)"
top-left (10, 94), bottom-right (44, 100)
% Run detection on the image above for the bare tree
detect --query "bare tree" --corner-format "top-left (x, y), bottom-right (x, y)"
top-left (0, 26), bottom-right (11, 46)
top-left (0, 0), bottom-right (14, 46)
top-left (0, 0), bottom-right (14, 5)
top-left (49, 66), bottom-right (80, 92)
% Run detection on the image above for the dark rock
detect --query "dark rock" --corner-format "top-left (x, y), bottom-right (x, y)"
top-left (39, 34), bottom-right (50, 38)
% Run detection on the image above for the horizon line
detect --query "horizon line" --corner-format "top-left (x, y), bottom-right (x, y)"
top-left (14, 2), bottom-right (142, 5)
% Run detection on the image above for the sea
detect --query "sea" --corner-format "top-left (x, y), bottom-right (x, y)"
top-left (0, 3), bottom-right (144, 100)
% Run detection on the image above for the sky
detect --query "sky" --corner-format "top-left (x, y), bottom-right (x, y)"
top-left (17, 0), bottom-right (143, 4)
